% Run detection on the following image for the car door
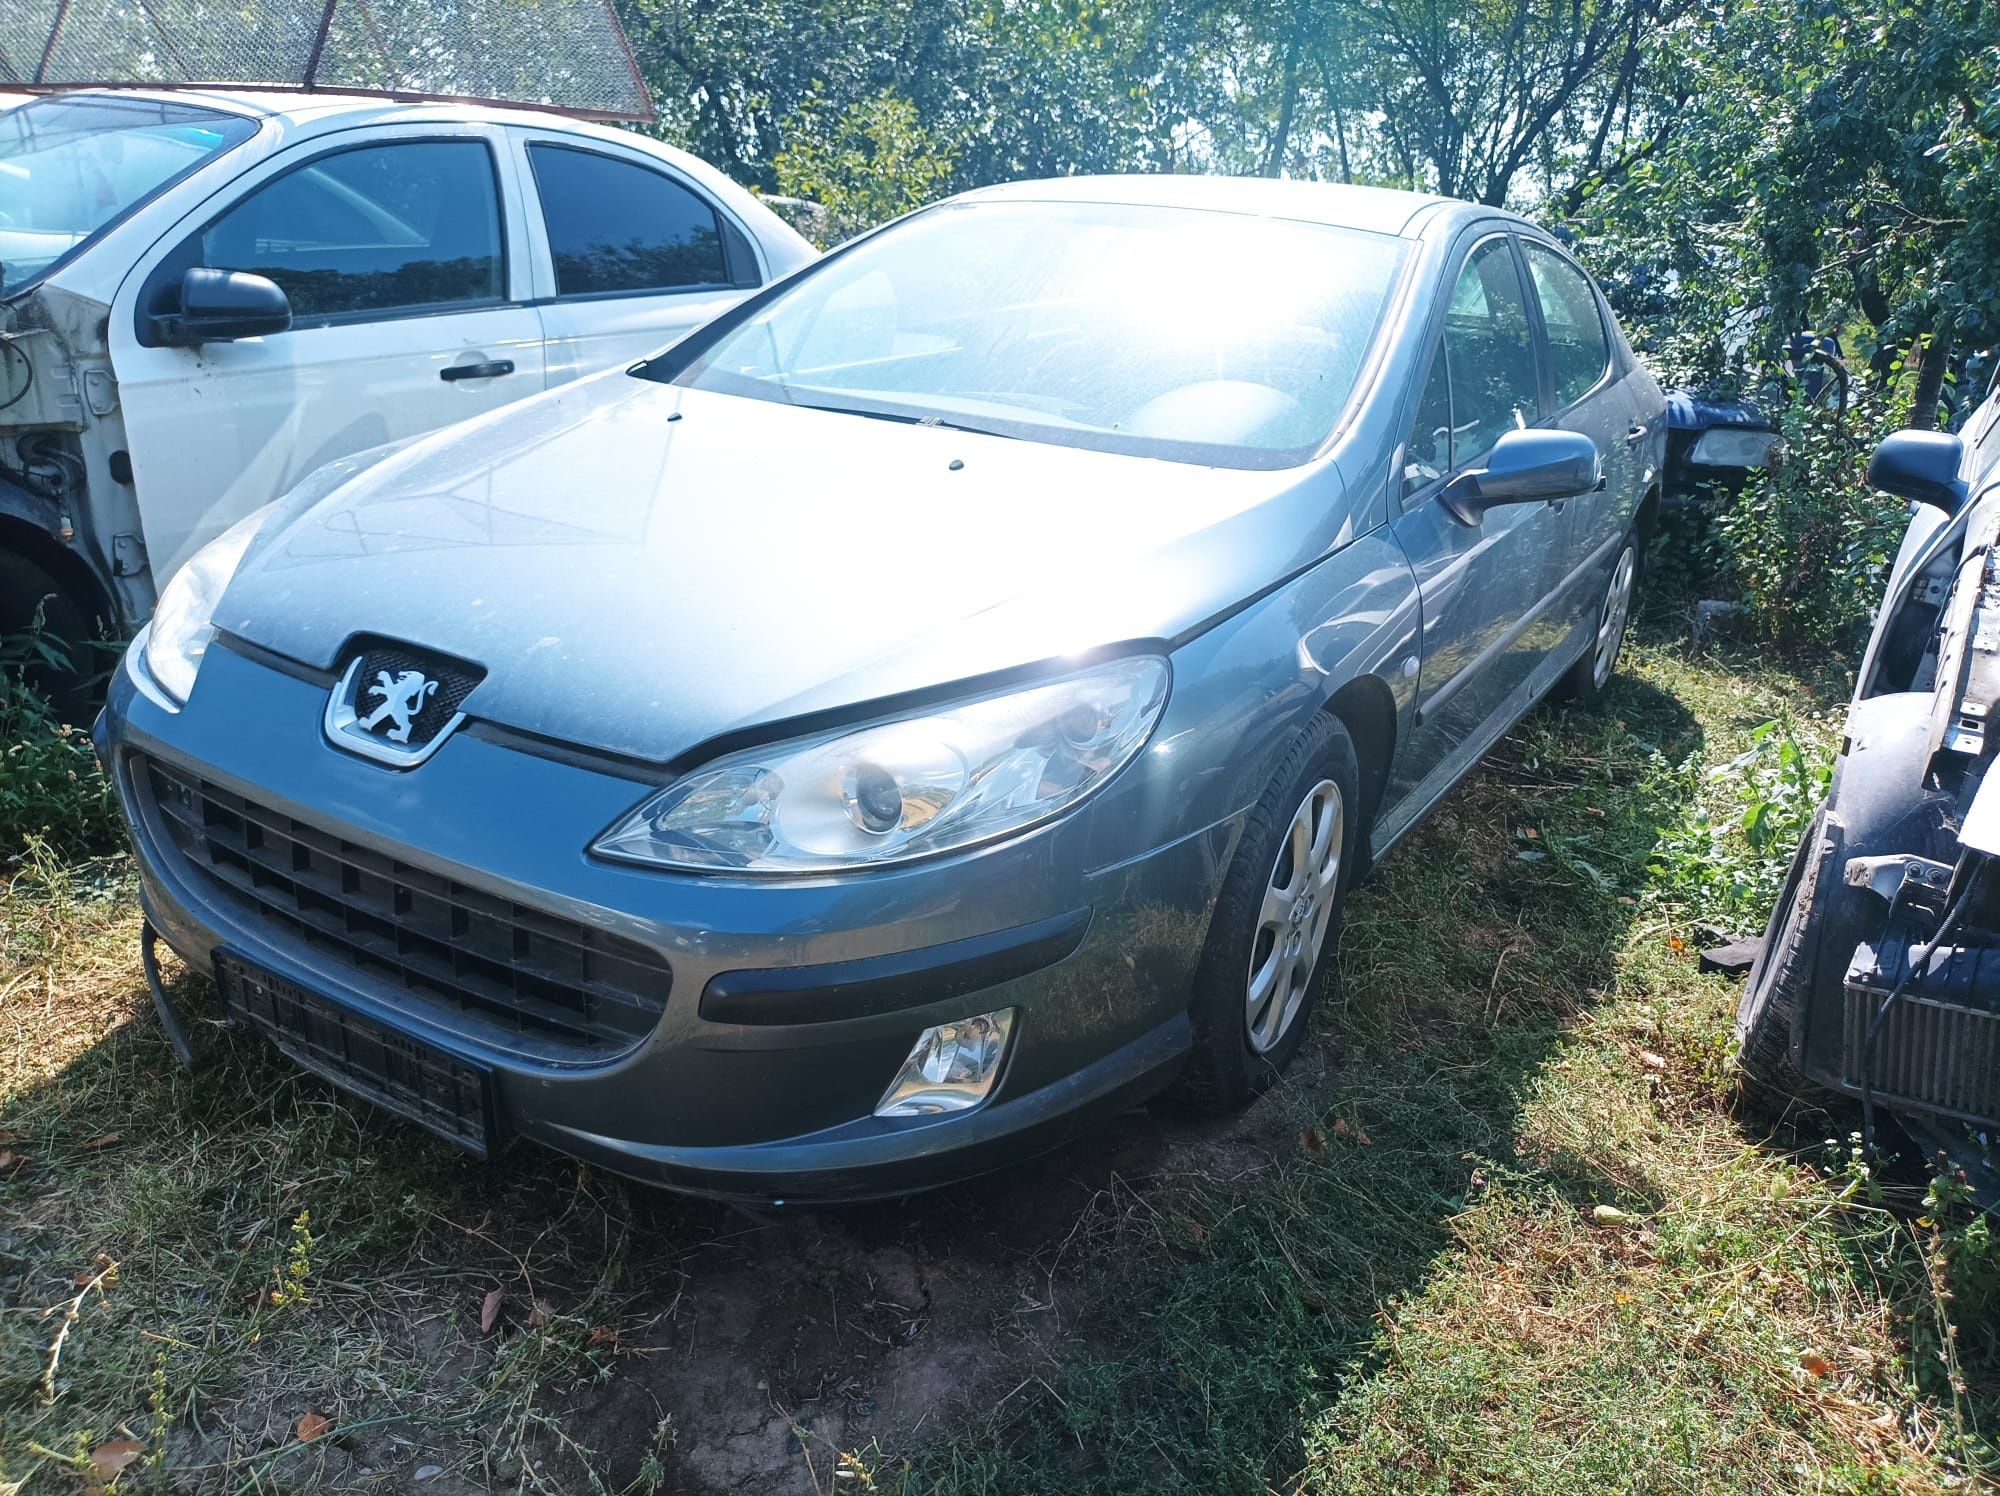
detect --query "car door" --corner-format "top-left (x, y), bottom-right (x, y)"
top-left (513, 133), bottom-right (765, 385)
top-left (1519, 236), bottom-right (1629, 601)
top-left (1389, 232), bottom-right (1569, 798)
top-left (108, 124), bottom-right (546, 584)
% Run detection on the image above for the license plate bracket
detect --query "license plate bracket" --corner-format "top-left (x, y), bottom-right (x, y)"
top-left (216, 952), bottom-right (497, 1157)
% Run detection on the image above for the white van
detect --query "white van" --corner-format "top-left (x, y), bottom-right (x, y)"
top-left (0, 89), bottom-right (816, 705)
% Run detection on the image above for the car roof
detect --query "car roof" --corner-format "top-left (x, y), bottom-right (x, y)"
top-left (955, 175), bottom-right (1496, 239)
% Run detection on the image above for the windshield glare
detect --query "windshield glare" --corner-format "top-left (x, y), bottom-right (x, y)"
top-left (0, 97), bottom-right (256, 297)
top-left (664, 200), bottom-right (1410, 469)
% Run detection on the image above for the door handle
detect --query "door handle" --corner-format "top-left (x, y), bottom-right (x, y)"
top-left (1623, 423), bottom-right (1648, 445)
top-left (440, 359), bottom-right (515, 382)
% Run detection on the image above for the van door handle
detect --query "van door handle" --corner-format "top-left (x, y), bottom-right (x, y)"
top-left (441, 359), bottom-right (515, 382)
top-left (1624, 423), bottom-right (1648, 445)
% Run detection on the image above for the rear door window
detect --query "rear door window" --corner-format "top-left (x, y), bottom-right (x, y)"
top-left (1523, 242), bottom-right (1612, 408)
top-left (527, 144), bottom-right (753, 296)
top-left (192, 140), bottom-right (505, 321)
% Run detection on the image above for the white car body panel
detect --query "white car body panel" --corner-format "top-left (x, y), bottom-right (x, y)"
top-left (2, 88), bottom-right (817, 622)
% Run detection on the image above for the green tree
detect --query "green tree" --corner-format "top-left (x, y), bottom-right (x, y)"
top-left (774, 90), bottom-right (962, 244)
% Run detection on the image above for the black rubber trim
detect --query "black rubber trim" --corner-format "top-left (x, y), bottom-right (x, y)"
top-left (700, 910), bottom-right (1092, 1026)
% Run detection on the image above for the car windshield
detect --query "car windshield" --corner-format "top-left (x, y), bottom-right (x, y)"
top-left (655, 199), bottom-right (1412, 469)
top-left (0, 96), bottom-right (257, 297)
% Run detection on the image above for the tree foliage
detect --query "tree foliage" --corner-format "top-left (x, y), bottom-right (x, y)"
top-left (613, 0), bottom-right (1997, 404)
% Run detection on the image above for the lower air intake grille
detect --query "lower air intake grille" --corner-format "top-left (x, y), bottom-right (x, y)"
top-left (143, 757), bottom-right (670, 1057)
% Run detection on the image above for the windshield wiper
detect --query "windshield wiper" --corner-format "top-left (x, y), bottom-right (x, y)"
top-left (787, 399), bottom-right (1023, 441)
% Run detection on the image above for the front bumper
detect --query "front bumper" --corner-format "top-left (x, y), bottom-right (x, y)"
top-left (100, 643), bottom-right (1235, 1203)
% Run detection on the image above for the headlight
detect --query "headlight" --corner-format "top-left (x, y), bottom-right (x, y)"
top-left (594, 656), bottom-right (1171, 873)
top-left (1689, 427), bottom-right (1780, 469)
top-left (142, 508), bottom-right (268, 705)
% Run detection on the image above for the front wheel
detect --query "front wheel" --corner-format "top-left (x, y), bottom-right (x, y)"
top-left (1175, 712), bottom-right (1361, 1110)
top-left (0, 551), bottom-right (96, 722)
top-left (1560, 531), bottom-right (1638, 709)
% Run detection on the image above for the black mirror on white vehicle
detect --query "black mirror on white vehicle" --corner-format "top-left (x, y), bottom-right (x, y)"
top-left (157, 267), bottom-right (293, 347)
top-left (1442, 428), bottom-right (1601, 525)
top-left (1868, 429), bottom-right (1968, 515)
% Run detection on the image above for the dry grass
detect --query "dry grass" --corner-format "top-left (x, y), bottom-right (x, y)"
top-left (1, 634), bottom-right (1995, 1493)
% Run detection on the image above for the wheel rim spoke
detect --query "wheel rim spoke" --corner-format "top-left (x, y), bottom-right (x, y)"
top-left (1244, 776), bottom-right (1345, 1054)
top-left (1246, 943), bottom-right (1282, 1033)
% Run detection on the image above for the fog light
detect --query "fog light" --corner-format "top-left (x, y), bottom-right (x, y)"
top-left (875, 1009), bottom-right (1015, 1118)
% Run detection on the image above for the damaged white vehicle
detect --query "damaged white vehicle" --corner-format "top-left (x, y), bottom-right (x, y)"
top-left (1739, 372), bottom-right (2000, 1199)
top-left (0, 89), bottom-right (813, 709)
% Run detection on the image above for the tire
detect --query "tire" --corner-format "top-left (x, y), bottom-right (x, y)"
top-left (1735, 804), bottom-right (1836, 1109)
top-left (1175, 711), bottom-right (1362, 1110)
top-left (0, 550), bottom-right (96, 722)
top-left (1559, 530), bottom-right (1638, 709)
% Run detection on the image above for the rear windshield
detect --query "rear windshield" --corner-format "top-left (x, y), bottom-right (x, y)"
top-left (0, 96), bottom-right (257, 298)
top-left (649, 199), bottom-right (1412, 470)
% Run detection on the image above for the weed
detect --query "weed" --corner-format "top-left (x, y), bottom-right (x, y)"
top-left (1716, 391), bottom-right (1908, 648)
top-left (1651, 711), bottom-right (1836, 922)
top-left (0, 633), bottom-right (120, 861)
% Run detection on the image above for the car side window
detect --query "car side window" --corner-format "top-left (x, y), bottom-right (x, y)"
top-left (1523, 242), bottom-right (1612, 408)
top-left (1444, 239), bottom-right (1539, 470)
top-left (527, 144), bottom-right (756, 297)
top-left (194, 140), bottom-right (504, 321)
top-left (1403, 348), bottom-right (1454, 496)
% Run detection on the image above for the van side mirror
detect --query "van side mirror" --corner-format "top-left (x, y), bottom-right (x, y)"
top-left (1442, 428), bottom-right (1600, 526)
top-left (154, 267), bottom-right (293, 347)
top-left (1868, 429), bottom-right (1967, 515)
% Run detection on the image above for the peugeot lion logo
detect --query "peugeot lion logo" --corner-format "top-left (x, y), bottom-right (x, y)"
top-left (357, 669), bottom-right (437, 743)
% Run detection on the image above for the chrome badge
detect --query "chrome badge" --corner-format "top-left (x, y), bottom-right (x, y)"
top-left (325, 646), bottom-right (480, 767)
top-left (358, 669), bottom-right (438, 744)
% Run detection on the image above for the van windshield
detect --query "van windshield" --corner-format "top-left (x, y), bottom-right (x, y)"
top-left (0, 96), bottom-right (257, 297)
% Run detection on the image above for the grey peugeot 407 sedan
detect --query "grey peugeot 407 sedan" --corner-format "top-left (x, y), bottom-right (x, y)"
top-left (98, 177), bottom-right (1666, 1202)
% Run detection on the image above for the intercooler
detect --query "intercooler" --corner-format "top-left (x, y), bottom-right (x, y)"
top-left (1843, 937), bottom-right (2000, 1127)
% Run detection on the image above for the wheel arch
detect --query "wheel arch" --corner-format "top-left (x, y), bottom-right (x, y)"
top-left (1322, 672), bottom-right (1397, 844)
top-left (0, 490), bottom-right (118, 638)
top-left (1635, 482), bottom-right (1660, 565)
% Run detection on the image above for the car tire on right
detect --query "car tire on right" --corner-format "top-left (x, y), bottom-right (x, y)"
top-left (1176, 712), bottom-right (1361, 1110)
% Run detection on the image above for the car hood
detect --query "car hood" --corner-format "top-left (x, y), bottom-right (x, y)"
top-left (1665, 387), bottom-right (1771, 433)
top-left (219, 373), bottom-right (1361, 764)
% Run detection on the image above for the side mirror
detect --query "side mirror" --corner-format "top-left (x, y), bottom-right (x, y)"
top-left (155, 267), bottom-right (292, 346)
top-left (1867, 429), bottom-right (1967, 515)
top-left (1442, 428), bottom-right (1600, 525)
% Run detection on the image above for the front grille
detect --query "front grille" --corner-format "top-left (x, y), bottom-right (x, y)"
top-left (143, 758), bottom-right (670, 1057)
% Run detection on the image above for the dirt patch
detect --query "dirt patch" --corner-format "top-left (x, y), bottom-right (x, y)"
top-left (522, 1081), bottom-right (1326, 1495)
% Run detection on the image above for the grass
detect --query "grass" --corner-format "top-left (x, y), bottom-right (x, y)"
top-left (1, 629), bottom-right (1996, 1493)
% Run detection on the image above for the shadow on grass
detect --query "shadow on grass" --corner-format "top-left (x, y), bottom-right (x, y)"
top-left (13, 661), bottom-right (1954, 1494)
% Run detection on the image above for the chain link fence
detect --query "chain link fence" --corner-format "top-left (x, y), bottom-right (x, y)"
top-left (0, 0), bottom-right (651, 120)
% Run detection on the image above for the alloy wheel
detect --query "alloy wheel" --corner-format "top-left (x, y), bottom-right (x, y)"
top-left (1593, 544), bottom-right (1637, 688)
top-left (1246, 777), bottom-right (1344, 1053)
